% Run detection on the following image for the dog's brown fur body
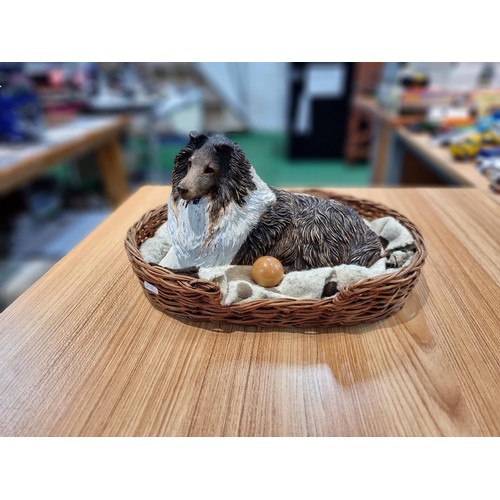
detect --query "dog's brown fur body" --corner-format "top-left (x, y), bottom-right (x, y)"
top-left (232, 188), bottom-right (381, 271)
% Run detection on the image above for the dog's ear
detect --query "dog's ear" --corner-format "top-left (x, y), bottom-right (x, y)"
top-left (189, 131), bottom-right (202, 141)
top-left (188, 131), bottom-right (208, 147)
top-left (213, 141), bottom-right (234, 155)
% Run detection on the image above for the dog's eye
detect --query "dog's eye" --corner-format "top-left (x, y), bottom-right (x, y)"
top-left (204, 166), bottom-right (214, 174)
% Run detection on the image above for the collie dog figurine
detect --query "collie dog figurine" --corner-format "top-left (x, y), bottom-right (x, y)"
top-left (162, 132), bottom-right (382, 272)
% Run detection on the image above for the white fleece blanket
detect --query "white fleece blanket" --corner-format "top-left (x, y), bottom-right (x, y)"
top-left (140, 216), bottom-right (415, 305)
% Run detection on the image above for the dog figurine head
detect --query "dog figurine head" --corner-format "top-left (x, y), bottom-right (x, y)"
top-left (172, 132), bottom-right (256, 210)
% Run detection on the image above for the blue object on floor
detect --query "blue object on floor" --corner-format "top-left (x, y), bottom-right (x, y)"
top-left (42, 211), bottom-right (109, 259)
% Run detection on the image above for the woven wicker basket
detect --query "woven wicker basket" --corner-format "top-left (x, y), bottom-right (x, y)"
top-left (124, 189), bottom-right (426, 327)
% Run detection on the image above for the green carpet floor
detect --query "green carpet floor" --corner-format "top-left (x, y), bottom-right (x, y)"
top-left (155, 132), bottom-right (371, 188)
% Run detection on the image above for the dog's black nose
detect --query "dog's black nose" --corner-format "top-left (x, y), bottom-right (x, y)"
top-left (177, 186), bottom-right (189, 196)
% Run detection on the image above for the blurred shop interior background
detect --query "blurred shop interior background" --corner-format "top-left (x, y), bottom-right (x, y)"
top-left (1, 61), bottom-right (500, 311)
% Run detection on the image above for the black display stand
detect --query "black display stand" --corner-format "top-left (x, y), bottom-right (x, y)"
top-left (287, 62), bottom-right (354, 160)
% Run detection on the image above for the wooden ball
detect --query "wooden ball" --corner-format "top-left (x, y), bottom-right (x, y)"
top-left (251, 256), bottom-right (284, 288)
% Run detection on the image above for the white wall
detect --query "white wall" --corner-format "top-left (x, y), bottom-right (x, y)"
top-left (247, 63), bottom-right (288, 132)
top-left (196, 62), bottom-right (288, 132)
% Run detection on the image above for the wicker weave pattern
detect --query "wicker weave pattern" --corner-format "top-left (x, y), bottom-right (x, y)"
top-left (124, 190), bottom-right (426, 327)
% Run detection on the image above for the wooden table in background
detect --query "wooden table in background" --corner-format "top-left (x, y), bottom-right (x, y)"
top-left (1, 186), bottom-right (499, 436)
top-left (0, 115), bottom-right (130, 207)
top-left (393, 127), bottom-right (498, 203)
top-left (352, 96), bottom-right (499, 204)
top-left (352, 95), bottom-right (412, 185)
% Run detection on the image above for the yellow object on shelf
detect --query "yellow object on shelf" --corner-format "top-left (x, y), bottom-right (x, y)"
top-left (449, 133), bottom-right (482, 160)
top-left (481, 130), bottom-right (500, 146)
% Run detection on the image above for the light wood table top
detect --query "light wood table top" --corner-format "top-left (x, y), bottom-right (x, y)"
top-left (0, 114), bottom-right (129, 206)
top-left (1, 186), bottom-right (499, 436)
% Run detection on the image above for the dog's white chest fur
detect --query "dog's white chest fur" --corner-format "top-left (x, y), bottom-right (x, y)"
top-left (162, 169), bottom-right (276, 268)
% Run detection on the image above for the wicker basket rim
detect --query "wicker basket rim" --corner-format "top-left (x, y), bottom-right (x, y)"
top-left (124, 189), bottom-right (427, 308)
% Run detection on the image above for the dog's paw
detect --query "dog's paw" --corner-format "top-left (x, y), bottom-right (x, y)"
top-left (321, 281), bottom-right (339, 298)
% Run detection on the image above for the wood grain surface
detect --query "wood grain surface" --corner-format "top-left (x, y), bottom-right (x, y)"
top-left (0, 186), bottom-right (499, 436)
